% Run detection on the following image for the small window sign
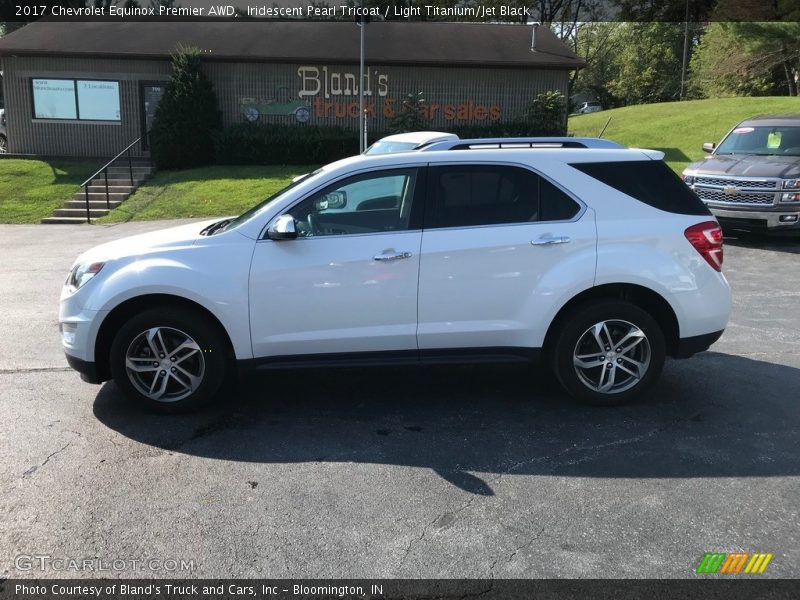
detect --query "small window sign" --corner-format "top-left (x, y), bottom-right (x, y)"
top-left (767, 131), bottom-right (782, 149)
top-left (77, 80), bottom-right (121, 121)
top-left (32, 79), bottom-right (77, 119)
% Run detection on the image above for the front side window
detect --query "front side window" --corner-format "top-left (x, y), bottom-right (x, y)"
top-left (32, 78), bottom-right (120, 121)
top-left (427, 164), bottom-right (579, 228)
top-left (286, 168), bottom-right (420, 237)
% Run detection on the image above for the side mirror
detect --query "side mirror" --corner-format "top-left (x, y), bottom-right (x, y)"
top-left (702, 142), bottom-right (716, 153)
top-left (267, 215), bottom-right (297, 240)
top-left (314, 191), bottom-right (347, 211)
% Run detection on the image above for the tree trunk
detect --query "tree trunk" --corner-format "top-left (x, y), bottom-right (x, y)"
top-left (783, 61), bottom-right (797, 96)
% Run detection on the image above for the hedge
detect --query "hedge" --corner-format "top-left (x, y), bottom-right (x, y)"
top-left (213, 124), bottom-right (371, 165)
top-left (212, 118), bottom-right (566, 167)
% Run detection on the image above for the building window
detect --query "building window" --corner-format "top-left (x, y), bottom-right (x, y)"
top-left (32, 78), bottom-right (121, 121)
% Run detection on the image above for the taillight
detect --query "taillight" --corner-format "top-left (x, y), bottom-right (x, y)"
top-left (684, 221), bottom-right (723, 272)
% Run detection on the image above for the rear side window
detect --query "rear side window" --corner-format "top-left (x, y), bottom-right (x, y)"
top-left (427, 165), bottom-right (580, 228)
top-left (540, 179), bottom-right (580, 221)
top-left (571, 160), bottom-right (711, 216)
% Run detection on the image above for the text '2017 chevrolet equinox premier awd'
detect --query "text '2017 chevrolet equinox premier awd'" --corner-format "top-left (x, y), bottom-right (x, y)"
top-left (61, 138), bottom-right (731, 412)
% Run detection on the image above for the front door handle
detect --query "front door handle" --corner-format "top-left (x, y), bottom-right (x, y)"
top-left (531, 235), bottom-right (571, 246)
top-left (374, 251), bottom-right (413, 262)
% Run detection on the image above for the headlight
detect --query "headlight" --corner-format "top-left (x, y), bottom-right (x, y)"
top-left (682, 174), bottom-right (695, 185)
top-left (66, 261), bottom-right (105, 292)
top-left (781, 180), bottom-right (800, 202)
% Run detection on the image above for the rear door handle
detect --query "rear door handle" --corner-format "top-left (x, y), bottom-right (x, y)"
top-left (373, 251), bottom-right (413, 262)
top-left (531, 235), bottom-right (571, 246)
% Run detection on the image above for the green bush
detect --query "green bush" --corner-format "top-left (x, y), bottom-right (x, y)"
top-left (388, 92), bottom-right (428, 134)
top-left (213, 124), bottom-right (384, 165)
top-left (150, 46), bottom-right (222, 170)
top-left (517, 91), bottom-right (568, 135)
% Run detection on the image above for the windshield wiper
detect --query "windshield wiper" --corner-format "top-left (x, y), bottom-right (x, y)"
top-left (200, 218), bottom-right (233, 236)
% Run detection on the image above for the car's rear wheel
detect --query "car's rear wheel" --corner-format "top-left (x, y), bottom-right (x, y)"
top-left (110, 307), bottom-right (228, 413)
top-left (551, 301), bottom-right (665, 406)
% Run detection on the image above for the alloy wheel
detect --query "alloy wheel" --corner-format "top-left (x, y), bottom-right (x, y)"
top-left (572, 319), bottom-right (651, 394)
top-left (125, 326), bottom-right (205, 402)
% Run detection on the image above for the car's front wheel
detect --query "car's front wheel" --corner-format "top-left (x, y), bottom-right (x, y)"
top-left (551, 301), bottom-right (666, 406)
top-left (109, 307), bottom-right (229, 413)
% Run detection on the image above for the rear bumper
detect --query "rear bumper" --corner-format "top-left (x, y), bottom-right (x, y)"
top-left (65, 352), bottom-right (102, 384)
top-left (709, 206), bottom-right (800, 231)
top-left (673, 329), bottom-right (724, 359)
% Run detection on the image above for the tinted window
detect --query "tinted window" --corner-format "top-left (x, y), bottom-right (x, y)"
top-left (540, 178), bottom-right (580, 221)
top-left (571, 160), bottom-right (711, 216)
top-left (428, 165), bottom-right (580, 228)
top-left (287, 168), bottom-right (420, 237)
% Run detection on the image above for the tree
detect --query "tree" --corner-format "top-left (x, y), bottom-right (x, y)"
top-left (613, 0), bottom-right (717, 21)
top-left (690, 24), bottom-right (780, 97)
top-left (150, 46), bottom-right (222, 169)
top-left (388, 92), bottom-right (428, 133)
top-left (571, 22), bottom-right (695, 108)
top-left (606, 22), bottom-right (689, 105)
top-left (571, 22), bottom-right (625, 108)
top-left (730, 22), bottom-right (800, 97)
top-left (520, 91), bottom-right (567, 135)
top-left (690, 22), bottom-right (800, 97)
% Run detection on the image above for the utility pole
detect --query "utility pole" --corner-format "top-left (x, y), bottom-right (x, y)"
top-left (680, 0), bottom-right (690, 100)
top-left (358, 0), bottom-right (366, 153)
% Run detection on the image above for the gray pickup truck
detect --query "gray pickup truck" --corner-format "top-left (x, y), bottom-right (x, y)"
top-left (682, 114), bottom-right (800, 232)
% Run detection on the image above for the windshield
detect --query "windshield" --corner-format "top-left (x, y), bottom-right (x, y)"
top-left (365, 141), bottom-right (419, 155)
top-left (220, 169), bottom-right (323, 231)
top-left (716, 125), bottom-right (800, 157)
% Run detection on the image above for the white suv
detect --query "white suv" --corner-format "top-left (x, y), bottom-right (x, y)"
top-left (60, 140), bottom-right (731, 412)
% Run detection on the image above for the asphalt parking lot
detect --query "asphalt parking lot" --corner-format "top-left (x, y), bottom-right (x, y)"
top-left (1, 221), bottom-right (798, 579)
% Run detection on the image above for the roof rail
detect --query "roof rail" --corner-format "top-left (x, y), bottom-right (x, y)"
top-left (421, 137), bottom-right (625, 152)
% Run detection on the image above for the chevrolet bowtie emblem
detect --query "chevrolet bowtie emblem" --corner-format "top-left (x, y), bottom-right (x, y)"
top-left (723, 186), bottom-right (739, 195)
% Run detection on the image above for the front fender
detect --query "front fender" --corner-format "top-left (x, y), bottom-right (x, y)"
top-left (83, 242), bottom-right (255, 360)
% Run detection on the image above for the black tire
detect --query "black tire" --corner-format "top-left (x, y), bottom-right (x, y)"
top-left (109, 307), bottom-right (229, 413)
top-left (0, 135), bottom-right (7, 154)
top-left (551, 300), bottom-right (666, 406)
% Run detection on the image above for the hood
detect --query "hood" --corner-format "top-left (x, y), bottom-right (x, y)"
top-left (685, 153), bottom-right (800, 179)
top-left (75, 218), bottom-right (222, 264)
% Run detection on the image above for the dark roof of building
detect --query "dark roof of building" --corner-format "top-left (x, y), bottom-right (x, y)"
top-left (0, 20), bottom-right (584, 69)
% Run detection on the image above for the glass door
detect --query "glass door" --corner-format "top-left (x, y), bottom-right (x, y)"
top-left (140, 82), bottom-right (167, 150)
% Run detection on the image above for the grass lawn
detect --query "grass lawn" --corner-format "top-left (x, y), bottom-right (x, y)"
top-left (98, 165), bottom-right (316, 223)
top-left (569, 96), bottom-right (800, 173)
top-left (0, 159), bottom-right (96, 224)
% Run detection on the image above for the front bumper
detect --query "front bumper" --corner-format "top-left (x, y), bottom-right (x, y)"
top-left (708, 206), bottom-right (800, 231)
top-left (65, 353), bottom-right (102, 384)
top-left (673, 329), bottom-right (724, 359)
top-left (60, 284), bottom-right (109, 383)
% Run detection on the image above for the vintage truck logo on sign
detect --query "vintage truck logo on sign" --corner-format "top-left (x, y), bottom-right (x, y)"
top-left (239, 87), bottom-right (311, 123)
